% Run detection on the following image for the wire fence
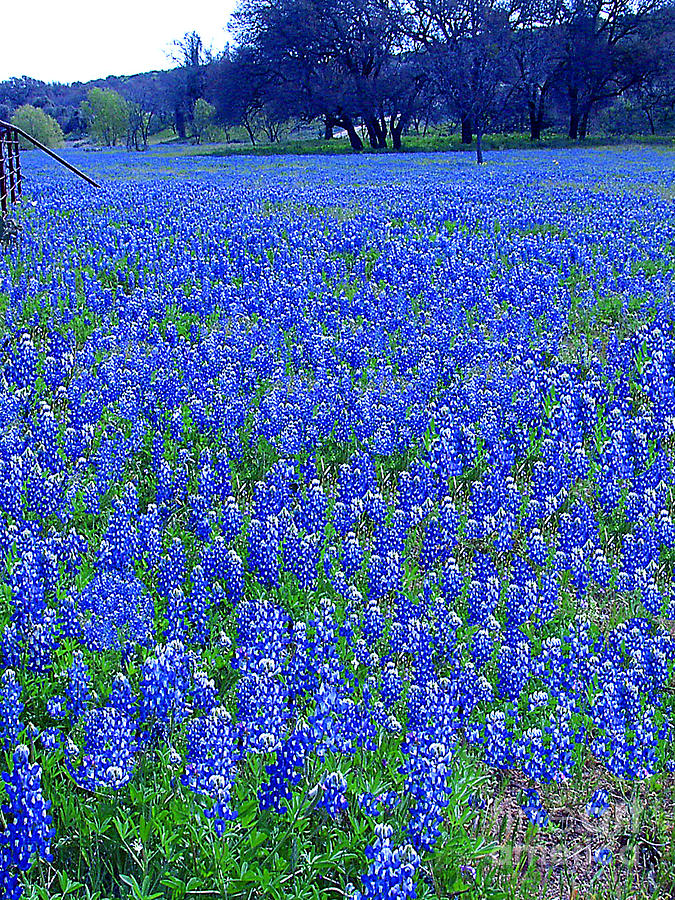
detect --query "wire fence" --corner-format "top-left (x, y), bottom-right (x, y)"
top-left (0, 120), bottom-right (100, 221)
top-left (0, 123), bottom-right (22, 215)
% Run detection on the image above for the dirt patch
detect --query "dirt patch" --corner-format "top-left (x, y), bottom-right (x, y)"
top-left (465, 766), bottom-right (675, 898)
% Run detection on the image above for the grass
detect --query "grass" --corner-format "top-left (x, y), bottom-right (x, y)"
top-left (192, 131), bottom-right (675, 159)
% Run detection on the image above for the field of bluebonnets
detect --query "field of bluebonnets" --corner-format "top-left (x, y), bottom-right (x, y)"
top-left (1, 145), bottom-right (675, 900)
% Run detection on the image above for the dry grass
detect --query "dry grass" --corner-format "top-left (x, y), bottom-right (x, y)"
top-left (462, 765), bottom-right (675, 899)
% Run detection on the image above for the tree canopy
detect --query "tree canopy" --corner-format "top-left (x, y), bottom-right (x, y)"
top-left (81, 88), bottom-right (129, 147)
top-left (0, 1), bottom-right (672, 158)
top-left (10, 104), bottom-right (64, 149)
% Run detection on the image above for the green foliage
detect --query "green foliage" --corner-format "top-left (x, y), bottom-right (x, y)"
top-left (10, 105), bottom-right (64, 149)
top-left (81, 88), bottom-right (128, 147)
top-left (191, 99), bottom-right (217, 145)
top-left (199, 130), bottom-right (675, 159)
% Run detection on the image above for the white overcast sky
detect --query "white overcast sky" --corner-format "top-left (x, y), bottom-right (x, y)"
top-left (2, 0), bottom-right (236, 84)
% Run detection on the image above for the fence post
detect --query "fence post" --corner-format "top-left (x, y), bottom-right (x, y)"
top-left (0, 124), bottom-right (7, 215)
top-left (0, 119), bottom-right (100, 190)
top-left (6, 128), bottom-right (17, 205)
top-left (12, 129), bottom-right (21, 200)
top-left (0, 120), bottom-right (99, 223)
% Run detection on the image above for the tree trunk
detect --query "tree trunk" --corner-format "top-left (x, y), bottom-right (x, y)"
top-left (379, 111), bottom-right (388, 146)
top-left (243, 120), bottom-right (256, 145)
top-left (175, 107), bottom-right (186, 140)
top-left (646, 110), bottom-right (655, 135)
top-left (342, 117), bottom-right (363, 151)
top-left (537, 85), bottom-right (548, 140)
top-left (461, 115), bottom-right (473, 144)
top-left (324, 117), bottom-right (334, 140)
top-left (568, 90), bottom-right (579, 140)
top-left (476, 130), bottom-right (484, 164)
top-left (365, 117), bottom-right (386, 149)
top-left (578, 107), bottom-right (590, 140)
top-left (391, 123), bottom-right (403, 150)
top-left (528, 101), bottom-right (537, 141)
top-left (529, 101), bottom-right (543, 141)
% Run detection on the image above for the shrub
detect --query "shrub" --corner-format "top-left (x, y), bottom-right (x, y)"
top-left (10, 104), bottom-right (64, 149)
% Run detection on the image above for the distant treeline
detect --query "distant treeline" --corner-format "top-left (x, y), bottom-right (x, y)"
top-left (2, 0), bottom-right (674, 157)
top-left (0, 68), bottom-right (192, 143)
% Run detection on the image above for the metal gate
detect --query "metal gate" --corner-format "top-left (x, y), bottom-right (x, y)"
top-left (0, 122), bottom-right (22, 216)
top-left (0, 119), bottom-right (100, 217)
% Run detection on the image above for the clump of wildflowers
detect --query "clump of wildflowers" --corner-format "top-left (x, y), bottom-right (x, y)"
top-left (0, 745), bottom-right (54, 899)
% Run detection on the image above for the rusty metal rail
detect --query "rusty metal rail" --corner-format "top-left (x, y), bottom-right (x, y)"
top-left (0, 119), bottom-right (100, 215)
top-left (0, 122), bottom-right (21, 215)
